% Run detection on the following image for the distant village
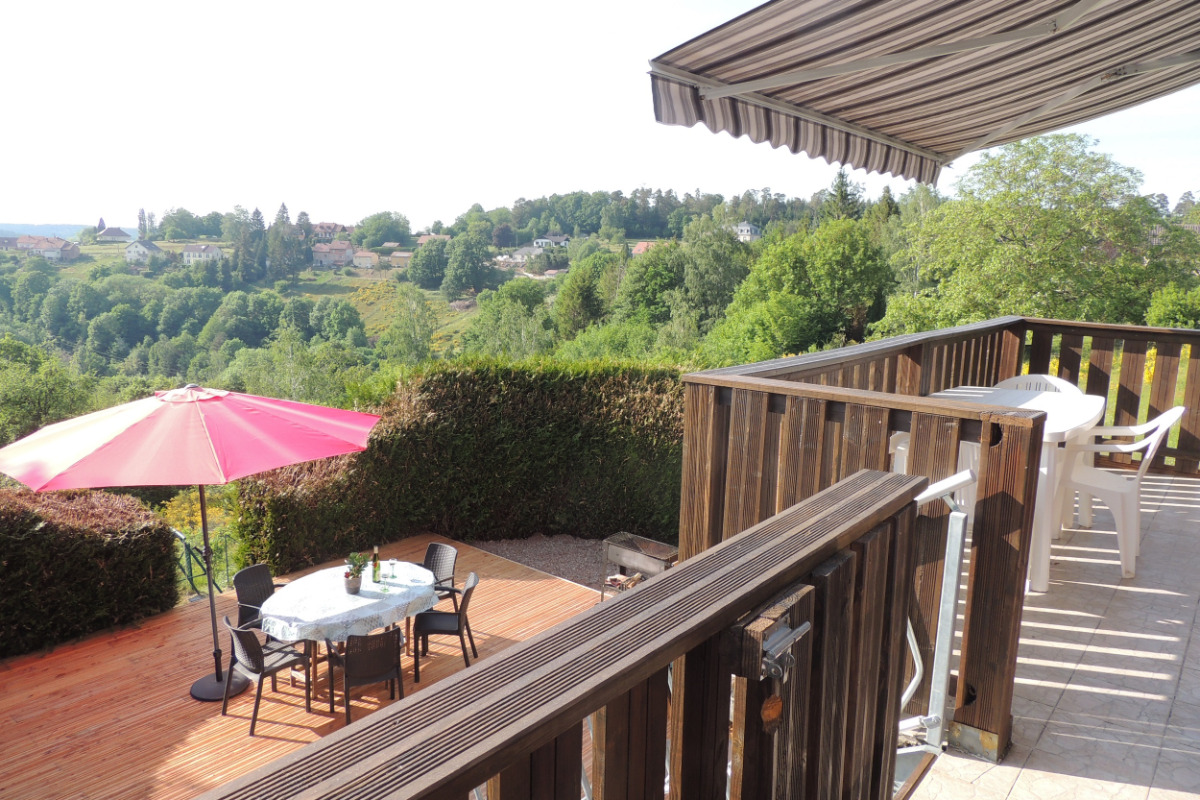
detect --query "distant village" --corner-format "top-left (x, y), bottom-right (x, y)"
top-left (0, 218), bottom-right (767, 283)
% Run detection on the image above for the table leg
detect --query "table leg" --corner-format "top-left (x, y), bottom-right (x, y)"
top-left (1029, 444), bottom-right (1060, 593)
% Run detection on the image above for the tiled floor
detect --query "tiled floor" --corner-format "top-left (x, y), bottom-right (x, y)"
top-left (912, 474), bottom-right (1200, 799)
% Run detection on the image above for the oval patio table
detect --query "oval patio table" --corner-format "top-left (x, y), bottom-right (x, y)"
top-left (260, 561), bottom-right (437, 643)
top-left (931, 385), bottom-right (1106, 593)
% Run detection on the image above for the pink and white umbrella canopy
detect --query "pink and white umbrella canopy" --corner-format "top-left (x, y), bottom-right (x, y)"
top-left (0, 385), bottom-right (381, 491)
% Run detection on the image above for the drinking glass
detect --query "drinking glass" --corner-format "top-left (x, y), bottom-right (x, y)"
top-left (389, 559), bottom-right (398, 579)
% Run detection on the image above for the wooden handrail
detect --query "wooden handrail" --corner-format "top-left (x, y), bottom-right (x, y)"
top-left (198, 470), bottom-right (924, 800)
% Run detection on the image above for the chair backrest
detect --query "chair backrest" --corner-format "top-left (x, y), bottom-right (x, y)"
top-left (456, 572), bottom-right (480, 621)
top-left (233, 564), bottom-right (275, 628)
top-left (223, 616), bottom-right (264, 673)
top-left (995, 374), bottom-right (1082, 394)
top-left (423, 543), bottom-right (458, 589)
top-left (343, 628), bottom-right (402, 684)
top-left (1135, 406), bottom-right (1186, 479)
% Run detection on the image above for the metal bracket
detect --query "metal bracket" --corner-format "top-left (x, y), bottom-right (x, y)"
top-left (760, 621), bottom-right (811, 682)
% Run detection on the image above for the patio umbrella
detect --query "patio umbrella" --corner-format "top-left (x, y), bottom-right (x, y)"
top-left (0, 384), bottom-right (381, 701)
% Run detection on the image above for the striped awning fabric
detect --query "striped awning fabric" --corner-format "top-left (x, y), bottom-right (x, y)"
top-left (650, 0), bottom-right (1200, 184)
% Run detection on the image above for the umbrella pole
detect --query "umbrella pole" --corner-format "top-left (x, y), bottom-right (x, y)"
top-left (190, 485), bottom-right (250, 701)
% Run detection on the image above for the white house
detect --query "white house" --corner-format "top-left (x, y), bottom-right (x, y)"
top-left (125, 240), bottom-right (162, 265)
top-left (181, 243), bottom-right (224, 265)
top-left (734, 221), bottom-right (762, 242)
top-left (533, 234), bottom-right (570, 248)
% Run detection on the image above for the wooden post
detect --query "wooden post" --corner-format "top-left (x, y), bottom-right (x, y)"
top-left (487, 723), bottom-right (583, 800)
top-left (593, 670), bottom-right (669, 800)
top-left (950, 412), bottom-right (1043, 760)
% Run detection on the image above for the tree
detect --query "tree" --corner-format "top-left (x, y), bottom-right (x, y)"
top-left (441, 232), bottom-right (491, 300)
top-left (353, 212), bottom-right (412, 248)
top-left (817, 168), bottom-right (865, 222)
top-left (492, 223), bottom-right (516, 248)
top-left (710, 218), bottom-right (890, 361)
top-left (553, 262), bottom-right (603, 339)
top-left (376, 283), bottom-right (435, 364)
top-left (137, 208), bottom-right (148, 240)
top-left (873, 134), bottom-right (1194, 335)
top-left (408, 238), bottom-right (449, 289)
top-left (266, 203), bottom-right (304, 285)
top-left (0, 337), bottom-right (92, 444)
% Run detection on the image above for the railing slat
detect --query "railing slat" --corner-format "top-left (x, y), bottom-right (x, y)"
top-left (844, 524), bottom-right (892, 800)
top-left (805, 550), bottom-right (857, 800)
top-left (870, 503), bottom-right (917, 800)
top-left (722, 390), bottom-right (769, 540)
top-left (776, 396), bottom-right (827, 512)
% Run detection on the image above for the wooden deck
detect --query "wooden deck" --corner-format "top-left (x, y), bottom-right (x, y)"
top-left (0, 534), bottom-right (599, 800)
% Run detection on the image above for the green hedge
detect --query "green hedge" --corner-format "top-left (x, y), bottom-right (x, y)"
top-left (0, 490), bottom-right (177, 658)
top-left (235, 360), bottom-right (685, 574)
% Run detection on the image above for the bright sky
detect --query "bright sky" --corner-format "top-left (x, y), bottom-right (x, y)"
top-left (5, 1), bottom-right (1198, 231)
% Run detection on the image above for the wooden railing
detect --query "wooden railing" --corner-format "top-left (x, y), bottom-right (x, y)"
top-left (681, 315), bottom-right (1200, 761)
top-left (1019, 318), bottom-right (1200, 471)
top-left (199, 471), bottom-right (925, 800)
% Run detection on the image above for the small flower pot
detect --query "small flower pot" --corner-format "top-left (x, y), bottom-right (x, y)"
top-left (344, 575), bottom-right (362, 594)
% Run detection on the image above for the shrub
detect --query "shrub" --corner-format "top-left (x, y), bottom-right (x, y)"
top-left (0, 489), bottom-right (177, 658)
top-left (234, 360), bottom-right (684, 574)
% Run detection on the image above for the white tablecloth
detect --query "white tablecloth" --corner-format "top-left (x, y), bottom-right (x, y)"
top-left (260, 561), bottom-right (437, 643)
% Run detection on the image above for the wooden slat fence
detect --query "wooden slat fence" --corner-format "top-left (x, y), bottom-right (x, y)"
top-left (1019, 318), bottom-right (1200, 471)
top-left (676, 371), bottom-right (1043, 761)
top-left (199, 470), bottom-right (925, 800)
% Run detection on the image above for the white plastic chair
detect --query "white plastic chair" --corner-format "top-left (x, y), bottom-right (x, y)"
top-left (1061, 406), bottom-right (1185, 578)
top-left (995, 374), bottom-right (1083, 394)
top-left (997, 374), bottom-right (1096, 528)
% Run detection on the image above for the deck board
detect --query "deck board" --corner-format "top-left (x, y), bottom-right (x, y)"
top-left (0, 534), bottom-right (599, 800)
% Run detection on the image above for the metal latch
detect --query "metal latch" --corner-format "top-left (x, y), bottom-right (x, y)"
top-left (760, 621), bottom-right (811, 682)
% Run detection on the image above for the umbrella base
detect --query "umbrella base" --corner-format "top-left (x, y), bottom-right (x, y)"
top-left (190, 671), bottom-right (251, 702)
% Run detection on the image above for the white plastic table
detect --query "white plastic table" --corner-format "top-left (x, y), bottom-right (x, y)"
top-left (260, 561), bottom-right (437, 643)
top-left (931, 386), bottom-right (1105, 592)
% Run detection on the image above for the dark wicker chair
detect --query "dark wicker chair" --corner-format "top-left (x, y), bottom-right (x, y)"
top-left (423, 543), bottom-right (459, 608)
top-left (405, 543), bottom-right (460, 652)
top-left (232, 564), bottom-right (276, 630)
top-left (412, 572), bottom-right (479, 682)
top-left (324, 628), bottom-right (405, 725)
top-left (220, 617), bottom-right (311, 736)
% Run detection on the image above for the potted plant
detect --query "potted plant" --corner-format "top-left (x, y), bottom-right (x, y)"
top-left (344, 552), bottom-right (369, 594)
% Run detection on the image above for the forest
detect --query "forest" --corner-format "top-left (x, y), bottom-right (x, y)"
top-left (1, 134), bottom-right (1198, 446)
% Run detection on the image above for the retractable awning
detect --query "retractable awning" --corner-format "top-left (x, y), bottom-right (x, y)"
top-left (650, 0), bottom-right (1200, 184)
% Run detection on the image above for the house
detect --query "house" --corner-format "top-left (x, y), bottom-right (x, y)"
top-left (312, 222), bottom-right (352, 242)
top-left (181, 243), bottom-right (224, 265)
top-left (17, 235), bottom-right (78, 261)
top-left (125, 240), bottom-right (162, 265)
top-left (533, 234), bottom-right (570, 248)
top-left (97, 227), bottom-right (133, 243)
top-left (389, 251), bottom-right (413, 269)
top-left (352, 250), bottom-right (379, 269)
top-left (0, 237), bottom-right (16, 251)
top-left (734, 221), bottom-right (761, 242)
top-left (495, 246), bottom-right (542, 267)
top-left (312, 240), bottom-right (355, 267)
top-left (417, 234), bottom-right (452, 247)
top-left (1150, 223), bottom-right (1200, 245)
top-left (631, 241), bottom-right (658, 255)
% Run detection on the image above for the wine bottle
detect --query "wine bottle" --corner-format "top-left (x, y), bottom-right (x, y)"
top-left (372, 545), bottom-right (381, 582)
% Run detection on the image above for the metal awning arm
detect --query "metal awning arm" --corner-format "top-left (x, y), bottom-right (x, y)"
top-left (699, 0), bottom-right (1107, 101)
top-left (953, 48), bottom-right (1200, 159)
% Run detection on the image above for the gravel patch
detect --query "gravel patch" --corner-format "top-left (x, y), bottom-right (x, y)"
top-left (474, 534), bottom-right (605, 592)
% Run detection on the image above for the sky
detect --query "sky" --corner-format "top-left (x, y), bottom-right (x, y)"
top-left (4, 0), bottom-right (1198, 232)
